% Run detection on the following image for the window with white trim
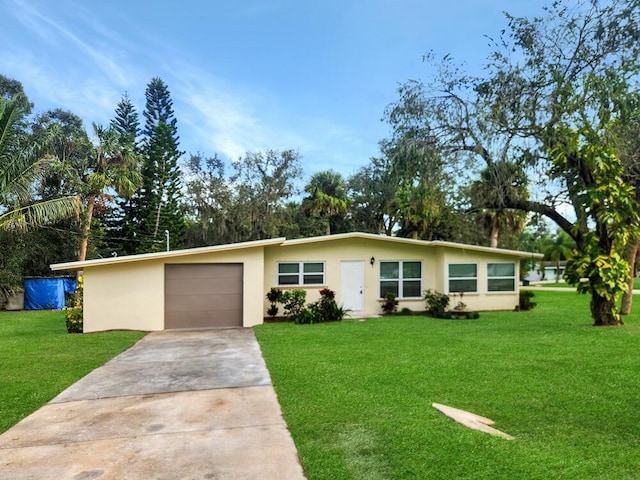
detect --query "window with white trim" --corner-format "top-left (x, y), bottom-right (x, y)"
top-left (487, 262), bottom-right (516, 292)
top-left (379, 261), bottom-right (422, 298)
top-left (278, 262), bottom-right (325, 286)
top-left (448, 263), bottom-right (478, 293)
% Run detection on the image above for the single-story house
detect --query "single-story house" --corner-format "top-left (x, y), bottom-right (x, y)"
top-left (50, 232), bottom-right (543, 333)
top-left (524, 260), bottom-right (567, 283)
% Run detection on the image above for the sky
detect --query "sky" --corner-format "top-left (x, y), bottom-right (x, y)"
top-left (1, 0), bottom-right (548, 180)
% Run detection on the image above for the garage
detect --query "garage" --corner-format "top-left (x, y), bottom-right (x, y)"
top-left (165, 263), bottom-right (243, 329)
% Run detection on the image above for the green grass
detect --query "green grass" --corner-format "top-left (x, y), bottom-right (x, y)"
top-left (535, 277), bottom-right (640, 289)
top-left (0, 310), bottom-right (146, 434)
top-left (255, 291), bottom-right (640, 480)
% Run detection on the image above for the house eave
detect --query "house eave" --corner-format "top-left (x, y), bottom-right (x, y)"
top-left (429, 240), bottom-right (544, 259)
top-left (281, 232), bottom-right (544, 259)
top-left (51, 232), bottom-right (543, 272)
top-left (50, 237), bottom-right (286, 271)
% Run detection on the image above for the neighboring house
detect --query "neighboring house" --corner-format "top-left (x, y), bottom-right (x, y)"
top-left (50, 232), bottom-right (543, 333)
top-left (524, 260), bottom-right (567, 283)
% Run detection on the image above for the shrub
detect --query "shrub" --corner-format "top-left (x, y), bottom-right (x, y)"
top-left (281, 289), bottom-right (307, 318)
top-left (266, 287), bottom-right (284, 318)
top-left (266, 287), bottom-right (284, 304)
top-left (277, 288), bottom-right (349, 324)
top-left (400, 307), bottom-right (412, 315)
top-left (449, 310), bottom-right (480, 320)
top-left (424, 289), bottom-right (450, 318)
top-left (65, 275), bottom-right (84, 333)
top-left (313, 288), bottom-right (348, 321)
top-left (267, 304), bottom-right (279, 318)
top-left (65, 307), bottom-right (83, 333)
top-left (381, 292), bottom-right (399, 314)
top-left (318, 287), bottom-right (335, 299)
top-left (294, 288), bottom-right (349, 324)
top-left (293, 306), bottom-right (322, 324)
top-left (518, 290), bottom-right (537, 311)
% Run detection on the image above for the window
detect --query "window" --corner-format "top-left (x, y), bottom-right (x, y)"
top-left (380, 261), bottom-right (422, 298)
top-left (487, 262), bottom-right (516, 292)
top-left (278, 262), bottom-right (325, 286)
top-left (448, 263), bottom-right (477, 293)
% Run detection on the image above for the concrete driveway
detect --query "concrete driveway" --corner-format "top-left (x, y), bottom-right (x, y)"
top-left (0, 329), bottom-right (306, 480)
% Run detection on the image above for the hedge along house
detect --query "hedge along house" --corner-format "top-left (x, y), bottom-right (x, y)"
top-left (50, 232), bottom-right (543, 333)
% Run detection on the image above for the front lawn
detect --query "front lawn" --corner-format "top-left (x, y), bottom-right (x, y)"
top-left (535, 277), bottom-right (640, 290)
top-left (255, 291), bottom-right (640, 480)
top-left (0, 310), bottom-right (146, 434)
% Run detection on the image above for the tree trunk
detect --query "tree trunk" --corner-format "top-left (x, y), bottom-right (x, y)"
top-left (591, 292), bottom-right (623, 326)
top-left (78, 195), bottom-right (95, 262)
top-left (489, 215), bottom-right (499, 248)
top-left (75, 195), bottom-right (95, 309)
top-left (619, 236), bottom-right (639, 315)
top-left (325, 222), bottom-right (331, 236)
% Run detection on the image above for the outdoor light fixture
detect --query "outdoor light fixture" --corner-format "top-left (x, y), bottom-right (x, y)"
top-left (370, 256), bottom-right (375, 266)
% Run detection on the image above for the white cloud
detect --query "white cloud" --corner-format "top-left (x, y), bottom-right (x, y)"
top-left (0, 49), bottom-right (124, 125)
top-left (170, 66), bottom-right (313, 160)
top-left (175, 74), bottom-right (370, 177)
top-left (3, 0), bottom-right (378, 179)
top-left (8, 0), bottom-right (132, 88)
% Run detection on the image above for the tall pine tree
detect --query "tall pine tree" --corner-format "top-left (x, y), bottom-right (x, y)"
top-left (138, 77), bottom-right (185, 252)
top-left (111, 93), bottom-right (140, 146)
top-left (104, 93), bottom-right (142, 255)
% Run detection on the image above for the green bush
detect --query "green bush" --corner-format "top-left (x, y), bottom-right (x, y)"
top-left (518, 290), bottom-right (537, 311)
top-left (423, 289), bottom-right (450, 318)
top-left (381, 292), bottom-right (399, 314)
top-left (281, 289), bottom-right (307, 318)
top-left (266, 287), bottom-right (284, 303)
top-left (314, 288), bottom-right (348, 321)
top-left (293, 288), bottom-right (349, 324)
top-left (65, 275), bottom-right (84, 333)
top-left (64, 307), bottom-right (83, 333)
top-left (400, 307), bottom-right (412, 315)
top-left (275, 288), bottom-right (349, 324)
top-left (449, 310), bottom-right (480, 320)
top-left (266, 287), bottom-right (284, 318)
top-left (267, 304), bottom-right (279, 318)
top-left (293, 306), bottom-right (322, 324)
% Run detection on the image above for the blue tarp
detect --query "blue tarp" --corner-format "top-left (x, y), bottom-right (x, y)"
top-left (24, 278), bottom-right (77, 310)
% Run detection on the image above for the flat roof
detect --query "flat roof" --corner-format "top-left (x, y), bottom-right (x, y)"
top-left (280, 232), bottom-right (544, 259)
top-left (51, 232), bottom-right (543, 271)
top-left (50, 237), bottom-right (286, 271)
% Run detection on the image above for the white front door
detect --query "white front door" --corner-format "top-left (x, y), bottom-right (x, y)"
top-left (341, 261), bottom-right (365, 312)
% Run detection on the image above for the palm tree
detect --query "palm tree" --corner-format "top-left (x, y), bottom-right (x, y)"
top-left (0, 95), bottom-right (80, 233)
top-left (394, 181), bottom-right (444, 240)
top-left (77, 124), bottom-right (141, 262)
top-left (302, 170), bottom-right (349, 235)
top-left (542, 231), bottom-right (576, 283)
top-left (470, 161), bottom-right (529, 248)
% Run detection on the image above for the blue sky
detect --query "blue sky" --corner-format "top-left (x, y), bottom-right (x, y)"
top-left (1, 0), bottom-right (547, 179)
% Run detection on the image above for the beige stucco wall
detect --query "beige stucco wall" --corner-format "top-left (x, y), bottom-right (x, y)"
top-left (440, 247), bottom-right (521, 312)
top-left (265, 237), bottom-right (439, 318)
top-left (82, 246), bottom-right (265, 333)
top-left (263, 238), bottom-right (523, 319)
top-left (83, 260), bottom-right (164, 333)
top-left (79, 235), bottom-right (529, 332)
